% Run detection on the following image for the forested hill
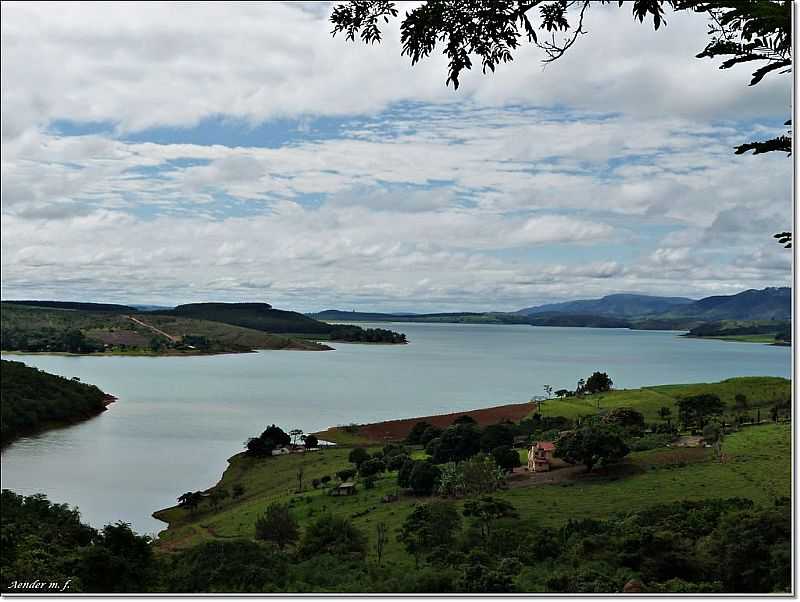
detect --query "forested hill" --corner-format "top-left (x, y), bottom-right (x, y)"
top-left (153, 303), bottom-right (330, 334)
top-left (0, 360), bottom-right (112, 445)
top-left (3, 300), bottom-right (138, 313)
top-left (154, 303), bottom-right (407, 343)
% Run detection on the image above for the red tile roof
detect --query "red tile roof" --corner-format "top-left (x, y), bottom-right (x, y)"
top-left (536, 441), bottom-right (556, 451)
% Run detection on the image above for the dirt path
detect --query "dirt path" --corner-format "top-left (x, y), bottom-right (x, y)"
top-left (125, 315), bottom-right (181, 343)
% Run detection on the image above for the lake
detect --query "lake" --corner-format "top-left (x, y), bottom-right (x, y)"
top-left (1, 323), bottom-right (790, 535)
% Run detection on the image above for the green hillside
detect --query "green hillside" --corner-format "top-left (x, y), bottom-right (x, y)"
top-left (1, 303), bottom-right (329, 354)
top-left (538, 377), bottom-right (790, 421)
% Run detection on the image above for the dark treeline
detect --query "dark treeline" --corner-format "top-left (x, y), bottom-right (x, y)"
top-left (688, 321), bottom-right (791, 338)
top-left (329, 325), bottom-right (407, 344)
top-left (0, 360), bottom-right (111, 444)
top-left (0, 489), bottom-right (789, 593)
top-left (1, 327), bottom-right (105, 354)
top-left (2, 301), bottom-right (137, 313)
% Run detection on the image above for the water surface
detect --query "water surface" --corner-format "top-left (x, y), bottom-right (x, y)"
top-left (1, 323), bottom-right (790, 534)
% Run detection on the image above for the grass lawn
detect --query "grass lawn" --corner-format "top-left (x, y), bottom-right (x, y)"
top-left (154, 422), bottom-right (790, 566)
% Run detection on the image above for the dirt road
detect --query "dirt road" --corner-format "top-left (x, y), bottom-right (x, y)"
top-left (126, 315), bottom-right (181, 343)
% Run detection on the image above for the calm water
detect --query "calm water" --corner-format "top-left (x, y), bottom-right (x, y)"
top-left (1, 323), bottom-right (790, 534)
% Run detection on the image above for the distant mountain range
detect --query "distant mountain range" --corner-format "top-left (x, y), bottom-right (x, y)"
top-left (517, 288), bottom-right (790, 321)
top-left (310, 287), bottom-right (791, 330)
top-left (517, 293), bottom-right (694, 317)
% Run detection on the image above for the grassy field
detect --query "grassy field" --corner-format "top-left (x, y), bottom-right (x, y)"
top-left (153, 421), bottom-right (791, 567)
top-left (537, 376), bottom-right (790, 422)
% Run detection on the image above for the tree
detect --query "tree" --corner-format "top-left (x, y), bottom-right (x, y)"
top-left (658, 406), bottom-right (672, 421)
top-left (295, 464), bottom-right (305, 492)
top-left (462, 496), bottom-right (519, 539)
top-left (420, 425), bottom-right (444, 445)
top-left (555, 389), bottom-right (570, 399)
top-left (337, 468), bottom-right (356, 482)
top-left (409, 460), bottom-right (441, 495)
top-left (298, 514), bottom-right (367, 560)
top-left (576, 378), bottom-right (586, 395)
top-left (398, 501), bottom-right (462, 567)
top-left (386, 452), bottom-right (410, 471)
top-left (304, 434), bottom-right (319, 449)
top-left (432, 423), bottom-right (482, 463)
top-left (480, 423), bottom-right (514, 452)
top-left (289, 428), bottom-right (304, 447)
top-left (359, 457), bottom-right (386, 478)
top-left (453, 414), bottom-right (477, 425)
top-left (543, 384), bottom-right (553, 399)
top-left (603, 407), bottom-right (645, 432)
top-left (555, 423), bottom-right (630, 472)
top-left (177, 491), bottom-right (203, 514)
top-left (491, 445), bottom-right (521, 473)
top-left (348, 447), bottom-right (371, 467)
top-left (406, 421), bottom-right (434, 444)
top-left (584, 371), bottom-right (613, 394)
top-left (245, 436), bottom-right (274, 458)
top-left (676, 393), bottom-right (726, 430)
top-left (397, 458), bottom-right (417, 488)
top-left (702, 420), bottom-right (724, 461)
top-left (375, 521), bottom-right (388, 566)
top-left (734, 394), bottom-right (749, 412)
top-left (260, 424), bottom-right (291, 447)
top-left (461, 454), bottom-right (506, 495)
top-left (255, 503), bottom-right (299, 550)
top-left (331, 1), bottom-right (792, 244)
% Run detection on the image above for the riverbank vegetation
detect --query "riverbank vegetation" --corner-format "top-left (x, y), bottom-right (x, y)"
top-left (0, 360), bottom-right (112, 445)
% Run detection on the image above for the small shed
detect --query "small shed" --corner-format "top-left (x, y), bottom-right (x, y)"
top-left (330, 482), bottom-right (357, 496)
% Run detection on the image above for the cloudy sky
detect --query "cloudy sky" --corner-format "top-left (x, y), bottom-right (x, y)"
top-left (1, 2), bottom-right (792, 312)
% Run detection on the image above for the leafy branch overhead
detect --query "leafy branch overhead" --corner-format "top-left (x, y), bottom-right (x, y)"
top-left (331, 0), bottom-right (792, 244)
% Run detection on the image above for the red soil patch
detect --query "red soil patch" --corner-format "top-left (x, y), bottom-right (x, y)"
top-left (352, 401), bottom-right (538, 443)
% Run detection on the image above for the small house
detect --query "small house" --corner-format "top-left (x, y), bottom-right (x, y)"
top-left (271, 447), bottom-right (290, 456)
top-left (527, 441), bottom-right (556, 472)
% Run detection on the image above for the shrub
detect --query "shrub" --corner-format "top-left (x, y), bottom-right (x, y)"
top-left (409, 461), bottom-right (441, 496)
top-left (337, 468), bottom-right (356, 482)
top-left (359, 457), bottom-right (386, 478)
top-left (298, 515), bottom-right (367, 560)
top-left (254, 503), bottom-right (299, 550)
top-left (348, 447), bottom-right (370, 467)
top-left (491, 445), bottom-right (521, 473)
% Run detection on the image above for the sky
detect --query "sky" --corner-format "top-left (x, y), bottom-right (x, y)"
top-left (0, 1), bottom-right (792, 312)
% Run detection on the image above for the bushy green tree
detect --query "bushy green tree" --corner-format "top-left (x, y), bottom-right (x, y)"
top-left (676, 394), bottom-right (726, 430)
top-left (491, 445), bottom-right (521, 473)
top-left (348, 447), bottom-right (370, 467)
top-left (409, 461), bottom-right (441, 495)
top-left (255, 503), bottom-right (299, 550)
top-left (398, 501), bottom-right (462, 567)
top-left (298, 515), bottom-right (367, 560)
top-left (555, 423), bottom-right (629, 473)
top-left (432, 423), bottom-right (482, 463)
top-left (480, 423), bottom-right (514, 452)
